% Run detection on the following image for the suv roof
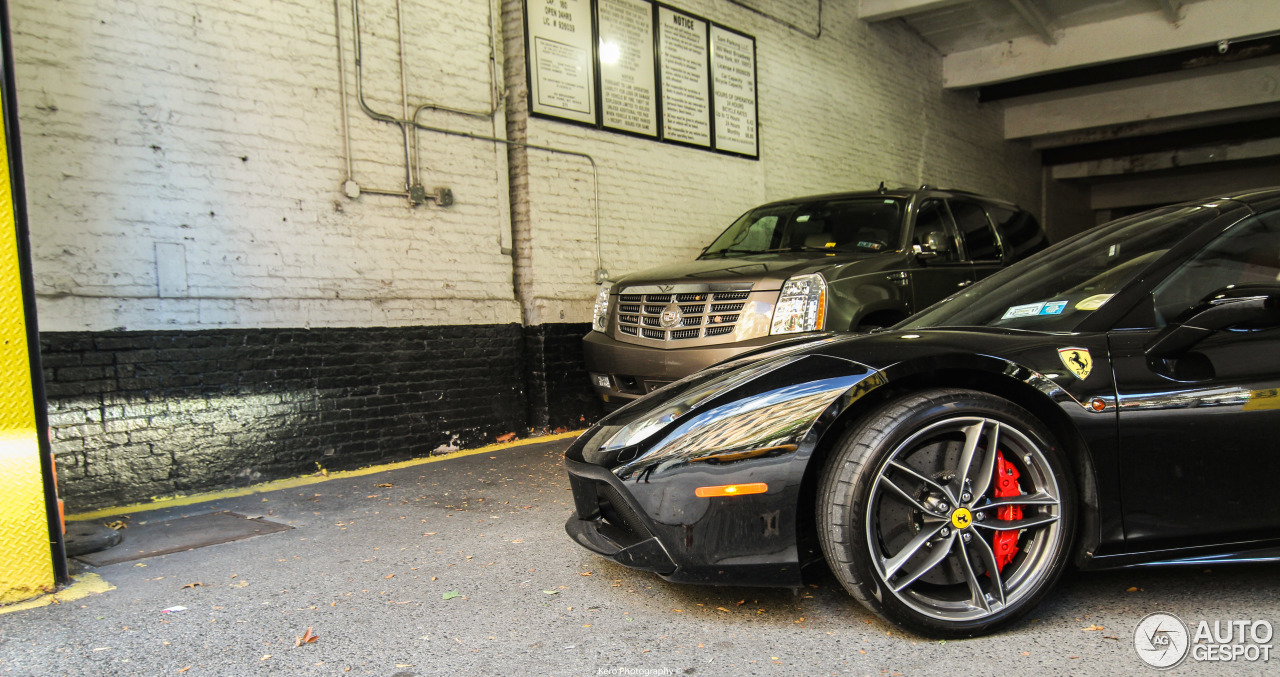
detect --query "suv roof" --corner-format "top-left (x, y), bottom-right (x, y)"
top-left (753, 186), bottom-right (1021, 211)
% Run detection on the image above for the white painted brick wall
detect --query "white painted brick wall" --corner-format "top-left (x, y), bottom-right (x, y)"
top-left (15, 0), bottom-right (1039, 331)
top-left (15, 0), bottom-right (520, 331)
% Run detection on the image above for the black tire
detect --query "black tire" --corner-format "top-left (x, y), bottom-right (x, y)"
top-left (817, 388), bottom-right (1076, 638)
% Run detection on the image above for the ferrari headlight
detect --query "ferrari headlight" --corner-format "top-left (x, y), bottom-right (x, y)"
top-left (771, 273), bottom-right (827, 335)
top-left (591, 284), bottom-right (612, 333)
top-left (599, 355), bottom-right (803, 451)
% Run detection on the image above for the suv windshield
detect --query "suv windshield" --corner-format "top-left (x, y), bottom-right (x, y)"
top-left (903, 203), bottom-right (1223, 332)
top-left (701, 198), bottom-right (907, 257)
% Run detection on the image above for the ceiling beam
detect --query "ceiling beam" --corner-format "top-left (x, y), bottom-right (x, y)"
top-left (1051, 137), bottom-right (1280, 180)
top-left (1028, 103), bottom-right (1280, 150)
top-left (1089, 164), bottom-right (1280, 210)
top-left (1007, 0), bottom-right (1056, 45)
top-left (1155, 0), bottom-right (1184, 24)
top-left (857, 0), bottom-right (965, 22)
top-left (1003, 57), bottom-right (1280, 139)
top-left (944, 0), bottom-right (1280, 88)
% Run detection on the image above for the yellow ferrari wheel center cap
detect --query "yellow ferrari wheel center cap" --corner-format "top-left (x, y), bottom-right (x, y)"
top-left (951, 507), bottom-right (973, 529)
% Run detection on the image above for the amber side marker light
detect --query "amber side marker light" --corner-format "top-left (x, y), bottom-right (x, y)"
top-left (695, 483), bottom-right (768, 498)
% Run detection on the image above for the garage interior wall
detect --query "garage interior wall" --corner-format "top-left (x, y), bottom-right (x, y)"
top-left (12, 0), bottom-right (1039, 511)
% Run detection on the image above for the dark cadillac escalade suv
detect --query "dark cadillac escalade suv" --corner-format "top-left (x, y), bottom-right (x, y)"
top-left (584, 186), bottom-right (1047, 405)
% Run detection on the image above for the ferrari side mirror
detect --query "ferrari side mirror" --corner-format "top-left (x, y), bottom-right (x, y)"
top-left (1146, 284), bottom-right (1280, 360)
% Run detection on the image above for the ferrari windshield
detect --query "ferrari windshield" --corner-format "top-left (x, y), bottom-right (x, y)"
top-left (903, 203), bottom-right (1222, 332)
top-left (701, 198), bottom-right (907, 256)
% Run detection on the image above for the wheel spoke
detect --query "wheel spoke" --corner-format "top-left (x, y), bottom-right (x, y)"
top-left (966, 421), bottom-right (1000, 505)
top-left (972, 513), bottom-right (1059, 532)
top-left (967, 532), bottom-right (1006, 609)
top-left (953, 421), bottom-right (985, 494)
top-left (956, 537), bottom-right (990, 613)
top-left (891, 532), bottom-right (956, 592)
top-left (888, 460), bottom-right (954, 504)
top-left (881, 522), bottom-right (946, 581)
top-left (979, 491), bottom-right (1059, 511)
top-left (877, 473), bottom-right (947, 518)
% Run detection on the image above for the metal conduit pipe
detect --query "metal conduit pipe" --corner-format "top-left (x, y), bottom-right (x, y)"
top-left (333, 0), bottom-right (353, 185)
top-left (351, 0), bottom-right (413, 191)
top-left (339, 0), bottom-right (605, 277)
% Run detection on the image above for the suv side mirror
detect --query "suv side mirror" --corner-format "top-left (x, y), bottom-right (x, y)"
top-left (1146, 284), bottom-right (1280, 360)
top-left (913, 231), bottom-right (951, 260)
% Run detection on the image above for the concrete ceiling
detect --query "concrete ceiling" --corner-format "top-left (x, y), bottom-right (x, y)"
top-left (860, 0), bottom-right (1280, 213)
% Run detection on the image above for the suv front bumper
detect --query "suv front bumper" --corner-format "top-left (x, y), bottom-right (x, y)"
top-left (582, 331), bottom-right (806, 404)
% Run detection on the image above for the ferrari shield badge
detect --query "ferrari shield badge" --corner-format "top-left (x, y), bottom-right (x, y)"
top-left (1058, 347), bottom-right (1093, 380)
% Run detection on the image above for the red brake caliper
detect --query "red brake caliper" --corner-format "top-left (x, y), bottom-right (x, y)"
top-left (991, 450), bottom-right (1023, 573)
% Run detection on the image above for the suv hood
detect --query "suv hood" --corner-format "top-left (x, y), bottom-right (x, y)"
top-left (613, 252), bottom-right (878, 292)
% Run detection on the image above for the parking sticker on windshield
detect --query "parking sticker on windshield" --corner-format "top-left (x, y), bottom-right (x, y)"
top-left (1076, 293), bottom-right (1113, 311)
top-left (1002, 300), bottom-right (1070, 319)
top-left (1041, 300), bottom-right (1068, 315)
top-left (1002, 302), bottom-right (1044, 319)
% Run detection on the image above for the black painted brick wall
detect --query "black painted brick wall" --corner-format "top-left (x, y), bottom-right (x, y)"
top-left (523, 323), bottom-right (603, 430)
top-left (39, 324), bottom-right (596, 512)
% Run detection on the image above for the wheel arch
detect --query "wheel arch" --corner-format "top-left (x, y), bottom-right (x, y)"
top-left (795, 355), bottom-right (1101, 573)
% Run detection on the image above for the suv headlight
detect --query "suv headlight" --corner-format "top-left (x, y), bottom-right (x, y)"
top-left (771, 273), bottom-right (827, 335)
top-left (591, 284), bottom-right (612, 333)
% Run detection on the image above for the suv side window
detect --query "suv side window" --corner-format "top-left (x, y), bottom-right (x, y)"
top-left (988, 205), bottom-right (1047, 261)
top-left (912, 200), bottom-right (961, 263)
top-left (950, 200), bottom-right (1001, 262)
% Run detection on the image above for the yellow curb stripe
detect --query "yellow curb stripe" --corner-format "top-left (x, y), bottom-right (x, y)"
top-left (0, 573), bottom-right (114, 615)
top-left (66, 430), bottom-right (582, 522)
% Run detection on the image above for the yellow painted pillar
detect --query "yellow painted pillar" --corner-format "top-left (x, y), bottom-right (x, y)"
top-left (0, 0), bottom-right (60, 603)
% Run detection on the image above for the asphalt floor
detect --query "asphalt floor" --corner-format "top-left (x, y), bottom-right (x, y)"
top-left (1, 437), bottom-right (1278, 676)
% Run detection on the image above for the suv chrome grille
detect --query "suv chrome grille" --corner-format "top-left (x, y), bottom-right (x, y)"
top-left (616, 290), bottom-right (751, 341)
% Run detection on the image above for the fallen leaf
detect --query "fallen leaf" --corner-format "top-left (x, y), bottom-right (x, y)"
top-left (177, 667), bottom-right (191, 673)
top-left (859, 650), bottom-right (866, 654)
top-left (1126, 586), bottom-right (1141, 592)
top-left (1103, 635), bottom-right (1119, 640)
top-left (1083, 625), bottom-right (1105, 631)
top-left (105, 520), bottom-right (128, 530)
top-left (376, 483), bottom-right (393, 488)
top-left (443, 591), bottom-right (461, 600)
top-left (385, 574), bottom-right (395, 579)
top-left (295, 626), bottom-right (319, 646)
top-left (736, 600), bottom-right (745, 606)
top-left (261, 655), bottom-right (271, 660)
top-left (580, 572), bottom-right (592, 576)
top-left (180, 582), bottom-right (203, 589)
top-left (1021, 652), bottom-right (1030, 656)
top-left (716, 607), bottom-right (731, 613)
top-left (543, 590), bottom-right (560, 595)
top-left (496, 432), bottom-right (517, 443)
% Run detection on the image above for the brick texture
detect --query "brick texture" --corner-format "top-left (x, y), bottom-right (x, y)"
top-left (42, 326), bottom-right (528, 511)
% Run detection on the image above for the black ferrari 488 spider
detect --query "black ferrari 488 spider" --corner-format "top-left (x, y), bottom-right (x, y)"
top-left (565, 187), bottom-right (1280, 637)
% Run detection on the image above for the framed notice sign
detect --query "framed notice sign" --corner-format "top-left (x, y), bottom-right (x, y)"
top-left (526, 0), bottom-right (596, 124)
top-left (710, 25), bottom-right (757, 157)
top-left (656, 5), bottom-right (711, 147)
top-left (596, 0), bottom-right (658, 136)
